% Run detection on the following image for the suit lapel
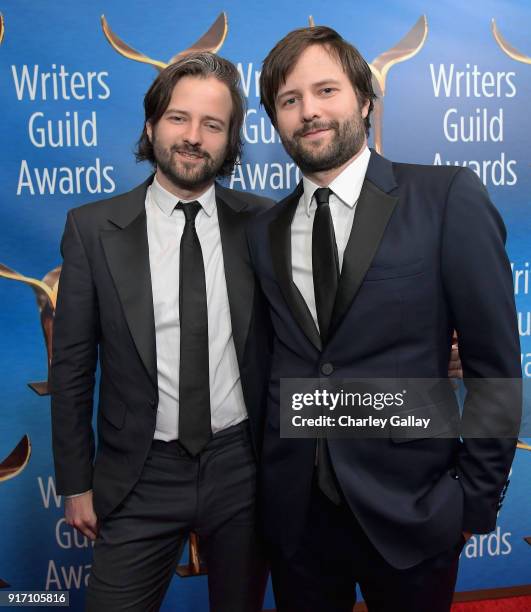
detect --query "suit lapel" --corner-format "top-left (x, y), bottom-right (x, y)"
top-left (100, 178), bottom-right (157, 387)
top-left (330, 152), bottom-right (398, 336)
top-left (215, 184), bottom-right (255, 367)
top-left (269, 183), bottom-right (322, 351)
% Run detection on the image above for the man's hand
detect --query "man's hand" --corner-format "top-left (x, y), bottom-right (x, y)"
top-left (448, 331), bottom-right (463, 379)
top-left (65, 490), bottom-right (98, 541)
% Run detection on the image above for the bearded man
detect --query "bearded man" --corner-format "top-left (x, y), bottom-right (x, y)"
top-left (247, 26), bottom-right (521, 612)
top-left (51, 52), bottom-right (272, 612)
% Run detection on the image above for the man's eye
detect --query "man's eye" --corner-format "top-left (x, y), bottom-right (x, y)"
top-left (321, 87), bottom-right (335, 95)
top-left (283, 97), bottom-right (296, 107)
top-left (170, 115), bottom-right (184, 122)
top-left (206, 123), bottom-right (221, 131)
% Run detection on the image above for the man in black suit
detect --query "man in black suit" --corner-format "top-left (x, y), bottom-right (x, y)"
top-left (247, 26), bottom-right (521, 611)
top-left (51, 52), bottom-right (272, 611)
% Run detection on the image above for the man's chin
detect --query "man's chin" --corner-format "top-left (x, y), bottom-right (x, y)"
top-left (291, 139), bottom-right (336, 163)
top-left (165, 167), bottom-right (215, 191)
top-left (170, 175), bottom-right (209, 191)
top-left (294, 151), bottom-right (339, 174)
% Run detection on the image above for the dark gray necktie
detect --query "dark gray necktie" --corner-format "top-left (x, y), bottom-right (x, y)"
top-left (176, 201), bottom-right (211, 456)
top-left (311, 188), bottom-right (342, 505)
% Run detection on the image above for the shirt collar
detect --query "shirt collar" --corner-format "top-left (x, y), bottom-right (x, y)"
top-left (302, 146), bottom-right (371, 217)
top-left (149, 176), bottom-right (216, 217)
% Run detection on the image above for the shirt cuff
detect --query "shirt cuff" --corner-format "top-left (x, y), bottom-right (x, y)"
top-left (65, 489), bottom-right (92, 499)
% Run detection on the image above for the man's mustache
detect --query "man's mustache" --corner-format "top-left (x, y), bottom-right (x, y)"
top-left (294, 121), bottom-right (339, 138)
top-left (170, 144), bottom-right (211, 159)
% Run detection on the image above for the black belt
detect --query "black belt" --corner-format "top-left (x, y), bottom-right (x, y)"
top-left (152, 420), bottom-right (250, 456)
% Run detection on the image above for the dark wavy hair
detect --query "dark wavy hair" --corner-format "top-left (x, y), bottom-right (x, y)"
top-left (260, 26), bottom-right (376, 136)
top-left (136, 52), bottom-right (244, 177)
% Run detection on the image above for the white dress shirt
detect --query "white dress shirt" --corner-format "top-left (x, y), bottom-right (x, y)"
top-left (291, 146), bottom-right (371, 330)
top-left (146, 177), bottom-right (247, 441)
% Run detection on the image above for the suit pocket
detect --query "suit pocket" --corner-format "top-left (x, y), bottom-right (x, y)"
top-left (99, 396), bottom-right (127, 430)
top-left (364, 258), bottom-right (424, 281)
top-left (390, 401), bottom-right (459, 444)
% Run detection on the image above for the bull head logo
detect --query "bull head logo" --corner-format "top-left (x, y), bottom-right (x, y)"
top-left (101, 12), bottom-right (228, 70)
top-left (309, 15), bottom-right (428, 154)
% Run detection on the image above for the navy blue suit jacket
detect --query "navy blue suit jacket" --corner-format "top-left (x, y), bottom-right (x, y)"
top-left (247, 151), bottom-right (521, 569)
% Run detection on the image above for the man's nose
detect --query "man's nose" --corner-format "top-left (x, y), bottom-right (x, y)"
top-left (300, 95), bottom-right (320, 123)
top-left (183, 122), bottom-right (202, 146)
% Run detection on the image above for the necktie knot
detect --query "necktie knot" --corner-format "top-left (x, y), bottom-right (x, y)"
top-left (314, 188), bottom-right (332, 208)
top-left (176, 200), bottom-right (202, 223)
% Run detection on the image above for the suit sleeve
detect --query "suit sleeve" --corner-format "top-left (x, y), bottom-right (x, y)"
top-left (51, 210), bottom-right (100, 496)
top-left (441, 167), bottom-right (522, 533)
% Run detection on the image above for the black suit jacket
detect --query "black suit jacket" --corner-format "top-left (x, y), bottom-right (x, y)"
top-left (247, 151), bottom-right (521, 569)
top-left (51, 177), bottom-right (273, 520)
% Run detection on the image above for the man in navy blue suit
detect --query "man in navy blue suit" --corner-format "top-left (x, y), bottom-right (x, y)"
top-left (247, 26), bottom-right (522, 611)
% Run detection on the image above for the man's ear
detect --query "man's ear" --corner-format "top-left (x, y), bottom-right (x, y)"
top-left (361, 98), bottom-right (370, 120)
top-left (146, 122), bottom-right (153, 142)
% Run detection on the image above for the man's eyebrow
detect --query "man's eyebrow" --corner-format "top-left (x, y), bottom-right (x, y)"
top-left (276, 89), bottom-right (299, 102)
top-left (164, 107), bottom-right (188, 116)
top-left (276, 79), bottom-right (342, 101)
top-left (312, 79), bottom-right (342, 88)
top-left (163, 108), bottom-right (226, 127)
top-left (203, 115), bottom-right (226, 127)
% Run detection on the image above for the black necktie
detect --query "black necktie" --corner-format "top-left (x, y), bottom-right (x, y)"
top-left (312, 187), bottom-right (339, 344)
top-left (176, 201), bottom-right (211, 456)
top-left (312, 188), bottom-right (342, 505)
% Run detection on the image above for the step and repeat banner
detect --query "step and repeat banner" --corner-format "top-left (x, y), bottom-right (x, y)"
top-left (0, 0), bottom-right (529, 610)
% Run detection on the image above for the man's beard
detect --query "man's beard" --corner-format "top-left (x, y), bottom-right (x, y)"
top-left (280, 110), bottom-right (366, 175)
top-left (152, 134), bottom-right (226, 191)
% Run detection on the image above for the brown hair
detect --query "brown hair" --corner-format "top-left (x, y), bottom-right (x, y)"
top-left (260, 26), bottom-right (376, 135)
top-left (136, 52), bottom-right (244, 177)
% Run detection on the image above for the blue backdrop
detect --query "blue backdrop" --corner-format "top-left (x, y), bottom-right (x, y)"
top-left (0, 1), bottom-right (529, 610)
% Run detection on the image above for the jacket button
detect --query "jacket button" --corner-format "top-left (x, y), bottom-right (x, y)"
top-left (321, 363), bottom-right (334, 376)
top-left (149, 399), bottom-right (156, 408)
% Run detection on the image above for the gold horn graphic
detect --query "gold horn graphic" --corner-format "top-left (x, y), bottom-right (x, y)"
top-left (101, 15), bottom-right (166, 70)
top-left (517, 443), bottom-right (531, 547)
top-left (168, 12), bottom-right (228, 64)
top-left (0, 432), bottom-right (30, 588)
top-left (0, 13), bottom-right (4, 45)
top-left (302, 16), bottom-right (427, 154)
top-left (0, 263), bottom-right (61, 395)
top-left (101, 12), bottom-right (228, 71)
top-left (0, 435), bottom-right (31, 482)
top-left (491, 19), bottom-right (530, 65)
top-left (176, 532), bottom-right (207, 577)
top-left (369, 15), bottom-right (428, 154)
